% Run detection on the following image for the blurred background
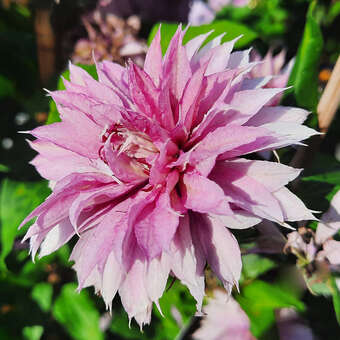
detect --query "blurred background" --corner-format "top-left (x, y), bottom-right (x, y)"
top-left (0, 0), bottom-right (340, 339)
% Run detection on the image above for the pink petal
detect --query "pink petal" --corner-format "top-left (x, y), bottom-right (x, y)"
top-left (223, 158), bottom-right (301, 192)
top-left (191, 213), bottom-right (242, 293)
top-left (273, 187), bottom-right (315, 221)
top-left (132, 189), bottom-right (179, 259)
top-left (29, 140), bottom-right (109, 181)
top-left (322, 240), bottom-right (340, 265)
top-left (246, 106), bottom-right (309, 126)
top-left (170, 215), bottom-right (205, 310)
top-left (210, 162), bottom-right (284, 222)
top-left (144, 27), bottom-right (162, 86)
top-left (39, 218), bottom-right (75, 258)
top-left (30, 108), bottom-right (102, 159)
top-left (182, 172), bottom-right (232, 215)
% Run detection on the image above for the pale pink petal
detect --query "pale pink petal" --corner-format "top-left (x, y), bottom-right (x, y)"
top-left (29, 140), bottom-right (110, 181)
top-left (322, 240), bottom-right (340, 265)
top-left (118, 254), bottom-right (152, 328)
top-left (246, 106), bottom-right (309, 126)
top-left (273, 187), bottom-right (316, 221)
top-left (170, 215), bottom-right (205, 311)
top-left (191, 213), bottom-right (242, 293)
top-left (39, 218), bottom-right (75, 258)
top-left (223, 158), bottom-right (301, 192)
top-left (194, 292), bottom-right (254, 340)
top-left (316, 190), bottom-right (340, 244)
top-left (210, 162), bottom-right (285, 223)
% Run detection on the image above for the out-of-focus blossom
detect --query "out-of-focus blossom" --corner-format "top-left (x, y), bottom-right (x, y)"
top-left (21, 26), bottom-right (316, 327)
top-left (189, 0), bottom-right (250, 26)
top-left (250, 49), bottom-right (295, 105)
top-left (72, 11), bottom-right (147, 67)
top-left (276, 308), bottom-right (315, 340)
top-left (286, 190), bottom-right (340, 271)
top-left (286, 228), bottom-right (317, 263)
top-left (189, 1), bottom-right (215, 26)
top-left (209, 0), bottom-right (249, 12)
top-left (193, 290), bottom-right (255, 340)
top-left (97, 0), bottom-right (190, 23)
top-left (316, 190), bottom-right (340, 244)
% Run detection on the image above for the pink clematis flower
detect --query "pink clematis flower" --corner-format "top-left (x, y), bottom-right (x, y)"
top-left (21, 26), bottom-right (316, 327)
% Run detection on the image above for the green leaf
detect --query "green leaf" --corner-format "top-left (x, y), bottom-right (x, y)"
top-left (0, 164), bottom-right (10, 173)
top-left (237, 280), bottom-right (305, 337)
top-left (110, 280), bottom-right (196, 340)
top-left (148, 20), bottom-right (258, 55)
top-left (22, 326), bottom-right (43, 340)
top-left (303, 171), bottom-right (340, 185)
top-left (0, 74), bottom-right (15, 98)
top-left (0, 179), bottom-right (50, 271)
top-left (329, 276), bottom-right (340, 325)
top-left (241, 254), bottom-right (277, 281)
top-left (154, 280), bottom-right (196, 340)
top-left (46, 64), bottom-right (97, 125)
top-left (110, 309), bottom-right (150, 340)
top-left (52, 283), bottom-right (104, 340)
top-left (31, 283), bottom-right (53, 312)
top-left (287, 0), bottom-right (323, 111)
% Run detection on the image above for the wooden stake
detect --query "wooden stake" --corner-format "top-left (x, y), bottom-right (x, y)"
top-left (34, 8), bottom-right (56, 85)
top-left (318, 55), bottom-right (340, 134)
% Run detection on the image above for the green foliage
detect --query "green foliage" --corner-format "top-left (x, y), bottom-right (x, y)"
top-left (31, 282), bottom-right (53, 312)
top-left (110, 309), bottom-right (150, 340)
top-left (329, 276), bottom-right (340, 326)
top-left (287, 0), bottom-right (323, 111)
top-left (52, 283), bottom-right (104, 340)
top-left (22, 326), bottom-right (43, 340)
top-left (0, 164), bottom-right (10, 173)
top-left (215, 0), bottom-right (288, 38)
top-left (110, 280), bottom-right (196, 340)
top-left (154, 280), bottom-right (196, 340)
top-left (237, 280), bottom-right (305, 337)
top-left (303, 172), bottom-right (340, 186)
top-left (148, 20), bottom-right (258, 55)
top-left (0, 179), bottom-right (50, 271)
top-left (241, 254), bottom-right (277, 282)
top-left (0, 74), bottom-right (15, 98)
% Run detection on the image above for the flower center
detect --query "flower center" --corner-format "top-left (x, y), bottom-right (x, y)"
top-left (100, 124), bottom-right (159, 177)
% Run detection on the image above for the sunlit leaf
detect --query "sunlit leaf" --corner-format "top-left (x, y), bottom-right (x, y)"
top-left (31, 283), bottom-right (53, 312)
top-left (53, 283), bottom-right (104, 340)
top-left (287, 0), bottom-right (323, 111)
top-left (22, 326), bottom-right (43, 340)
top-left (329, 276), bottom-right (340, 325)
top-left (241, 254), bottom-right (277, 281)
top-left (237, 280), bottom-right (305, 337)
top-left (0, 179), bottom-right (50, 271)
top-left (148, 20), bottom-right (258, 55)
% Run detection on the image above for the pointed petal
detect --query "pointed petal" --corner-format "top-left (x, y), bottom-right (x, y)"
top-left (273, 187), bottom-right (316, 221)
top-left (191, 213), bottom-right (242, 293)
top-left (144, 27), bottom-right (162, 86)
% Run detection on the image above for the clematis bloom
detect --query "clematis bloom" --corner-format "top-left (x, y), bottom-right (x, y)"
top-left (21, 26), bottom-right (316, 327)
